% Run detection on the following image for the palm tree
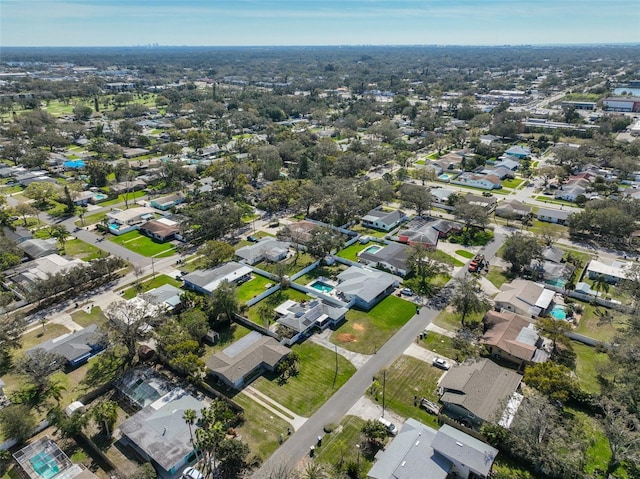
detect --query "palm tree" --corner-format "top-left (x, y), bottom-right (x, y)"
top-left (92, 400), bottom-right (119, 437)
top-left (183, 408), bottom-right (198, 461)
top-left (595, 308), bottom-right (615, 326)
top-left (592, 274), bottom-right (610, 301)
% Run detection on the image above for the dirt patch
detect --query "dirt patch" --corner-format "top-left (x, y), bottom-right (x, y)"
top-left (352, 323), bottom-right (365, 331)
top-left (337, 333), bottom-right (357, 343)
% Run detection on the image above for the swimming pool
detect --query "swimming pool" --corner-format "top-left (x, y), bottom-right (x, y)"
top-left (362, 245), bottom-right (382, 255)
top-left (29, 451), bottom-right (60, 479)
top-left (546, 278), bottom-right (567, 288)
top-left (439, 173), bottom-right (454, 180)
top-left (93, 193), bottom-right (108, 201)
top-left (63, 159), bottom-right (85, 169)
top-left (108, 223), bottom-right (119, 231)
top-left (550, 305), bottom-right (567, 320)
top-left (310, 280), bottom-right (334, 293)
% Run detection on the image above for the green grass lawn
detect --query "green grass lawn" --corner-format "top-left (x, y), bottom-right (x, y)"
top-left (245, 288), bottom-right (310, 325)
top-left (260, 252), bottom-right (316, 277)
top-left (432, 249), bottom-right (464, 267)
top-left (203, 323), bottom-right (253, 361)
top-left (502, 178), bottom-right (524, 189)
top-left (121, 274), bottom-right (183, 299)
top-left (574, 303), bottom-right (628, 343)
top-left (235, 274), bottom-right (275, 304)
top-left (315, 415), bottom-right (374, 473)
top-left (337, 242), bottom-right (372, 262)
top-left (71, 306), bottom-right (108, 329)
top-left (232, 393), bottom-right (292, 460)
top-left (64, 238), bottom-right (109, 261)
top-left (350, 224), bottom-right (388, 238)
top-left (422, 332), bottom-right (467, 362)
top-left (371, 355), bottom-right (444, 430)
top-left (99, 190), bottom-right (147, 207)
top-left (252, 341), bottom-right (356, 417)
top-left (486, 266), bottom-right (514, 289)
top-left (572, 341), bottom-right (608, 394)
top-left (75, 211), bottom-right (106, 227)
top-left (294, 264), bottom-right (346, 286)
top-left (432, 307), bottom-right (484, 332)
top-left (455, 249), bottom-right (475, 259)
top-left (109, 230), bottom-right (176, 257)
top-left (330, 295), bottom-right (416, 354)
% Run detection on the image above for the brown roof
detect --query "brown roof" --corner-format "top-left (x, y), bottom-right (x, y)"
top-left (140, 220), bottom-right (179, 237)
top-left (206, 331), bottom-right (290, 387)
top-left (481, 311), bottom-right (537, 362)
top-left (440, 359), bottom-right (522, 422)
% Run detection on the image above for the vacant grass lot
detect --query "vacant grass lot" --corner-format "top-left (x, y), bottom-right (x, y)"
top-left (71, 306), bottom-right (108, 329)
top-left (75, 211), bottom-right (106, 227)
top-left (232, 393), bottom-right (291, 460)
top-left (252, 342), bottom-right (356, 417)
top-left (432, 307), bottom-right (484, 332)
top-left (502, 178), bottom-right (524, 189)
top-left (121, 274), bottom-right (183, 299)
top-left (573, 341), bottom-right (608, 394)
top-left (486, 266), bottom-right (514, 289)
top-left (315, 415), bottom-right (373, 472)
top-left (422, 332), bottom-right (466, 362)
top-left (64, 238), bottom-right (109, 261)
top-left (99, 190), bottom-right (147, 207)
top-left (109, 230), bottom-right (176, 257)
top-left (330, 295), bottom-right (416, 354)
top-left (372, 355), bottom-right (444, 429)
top-left (235, 274), bottom-right (274, 304)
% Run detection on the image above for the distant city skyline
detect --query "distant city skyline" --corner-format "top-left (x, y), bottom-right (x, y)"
top-left (1, 0), bottom-right (639, 48)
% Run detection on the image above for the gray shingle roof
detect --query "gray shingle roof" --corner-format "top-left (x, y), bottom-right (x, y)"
top-left (432, 424), bottom-right (498, 477)
top-left (27, 324), bottom-right (104, 363)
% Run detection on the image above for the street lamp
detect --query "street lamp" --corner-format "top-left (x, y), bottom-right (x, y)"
top-left (356, 444), bottom-right (360, 468)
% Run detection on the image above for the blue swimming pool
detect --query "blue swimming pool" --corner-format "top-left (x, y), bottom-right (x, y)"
top-left (63, 159), bottom-right (85, 169)
top-left (310, 280), bottom-right (334, 293)
top-left (108, 223), bottom-right (119, 230)
top-left (93, 193), bottom-right (107, 201)
top-left (439, 173), bottom-right (454, 180)
top-left (29, 451), bottom-right (60, 479)
top-left (550, 305), bottom-right (567, 320)
top-left (362, 245), bottom-right (382, 255)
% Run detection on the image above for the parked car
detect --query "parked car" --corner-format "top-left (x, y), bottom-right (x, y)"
top-left (247, 235), bottom-right (259, 243)
top-left (378, 416), bottom-right (398, 436)
top-left (419, 397), bottom-right (441, 415)
top-left (400, 287), bottom-right (414, 296)
top-left (432, 358), bottom-right (451, 370)
top-left (182, 467), bottom-right (204, 479)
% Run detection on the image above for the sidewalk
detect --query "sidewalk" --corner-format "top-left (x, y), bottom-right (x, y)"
top-left (309, 329), bottom-right (372, 369)
top-left (242, 386), bottom-right (307, 431)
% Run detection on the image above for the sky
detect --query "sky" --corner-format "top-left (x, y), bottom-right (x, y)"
top-left (1, 0), bottom-right (639, 47)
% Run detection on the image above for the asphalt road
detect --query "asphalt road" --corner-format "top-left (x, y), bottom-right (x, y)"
top-left (254, 233), bottom-right (504, 477)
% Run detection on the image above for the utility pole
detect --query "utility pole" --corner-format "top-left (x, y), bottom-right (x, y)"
top-left (382, 369), bottom-right (386, 417)
top-left (151, 256), bottom-right (155, 279)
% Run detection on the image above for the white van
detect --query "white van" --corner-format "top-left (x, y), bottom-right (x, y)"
top-left (378, 416), bottom-right (398, 436)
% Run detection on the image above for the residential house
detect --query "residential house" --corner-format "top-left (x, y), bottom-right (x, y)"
top-left (17, 238), bottom-right (58, 259)
top-left (368, 419), bottom-right (498, 479)
top-left (150, 193), bottom-right (185, 211)
top-left (504, 145), bottom-right (531, 159)
top-left (586, 259), bottom-right (632, 284)
top-left (482, 166), bottom-right (515, 180)
top-left (451, 172), bottom-right (502, 190)
top-left (27, 324), bottom-right (106, 370)
top-left (464, 194), bottom-right (498, 212)
top-left (182, 261), bottom-right (252, 295)
top-left (4, 254), bottom-right (84, 298)
top-left (235, 237), bottom-right (290, 265)
top-left (72, 190), bottom-right (95, 206)
top-left (206, 331), bottom-right (290, 388)
top-left (139, 218), bottom-right (181, 242)
top-left (274, 298), bottom-right (348, 343)
top-left (555, 177), bottom-right (589, 202)
top-left (493, 279), bottom-right (555, 317)
top-left (281, 220), bottom-right (319, 246)
top-left (536, 207), bottom-right (571, 225)
top-left (106, 206), bottom-right (156, 235)
top-left (14, 436), bottom-right (99, 479)
top-left (495, 199), bottom-right (531, 219)
top-left (109, 179), bottom-right (146, 195)
top-left (434, 150), bottom-right (469, 170)
top-left (438, 359), bottom-right (522, 428)
top-left (119, 388), bottom-right (206, 478)
top-left (481, 311), bottom-right (550, 368)
top-left (2, 226), bottom-right (33, 244)
top-left (493, 157), bottom-right (519, 171)
top-left (142, 284), bottom-right (183, 312)
top-left (531, 246), bottom-right (573, 285)
top-left (358, 242), bottom-right (410, 276)
top-left (15, 171), bottom-right (57, 187)
top-left (430, 187), bottom-right (456, 206)
top-left (361, 207), bottom-right (407, 232)
top-left (479, 134), bottom-right (500, 145)
top-left (397, 218), bottom-right (440, 247)
top-left (335, 266), bottom-right (400, 310)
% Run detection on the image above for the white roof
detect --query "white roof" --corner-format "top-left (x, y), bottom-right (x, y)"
top-left (587, 259), bottom-right (631, 280)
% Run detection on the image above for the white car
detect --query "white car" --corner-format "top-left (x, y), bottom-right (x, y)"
top-left (182, 467), bottom-right (204, 479)
top-left (432, 358), bottom-right (451, 370)
top-left (400, 288), bottom-right (414, 296)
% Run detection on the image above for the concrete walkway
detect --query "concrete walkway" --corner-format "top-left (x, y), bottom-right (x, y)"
top-left (425, 322), bottom-right (456, 338)
top-left (309, 329), bottom-right (372, 369)
top-left (241, 386), bottom-right (307, 431)
top-left (403, 342), bottom-right (456, 366)
top-left (346, 395), bottom-right (405, 429)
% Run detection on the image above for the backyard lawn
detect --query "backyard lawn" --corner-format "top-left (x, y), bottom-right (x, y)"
top-left (337, 241), bottom-right (370, 262)
top-left (260, 252), bottom-right (316, 277)
top-left (109, 230), bottom-right (176, 257)
top-left (64, 238), bottom-right (109, 261)
top-left (315, 415), bottom-right (373, 473)
top-left (235, 273), bottom-right (275, 304)
top-left (293, 263), bottom-right (346, 286)
top-left (573, 341), bottom-right (608, 394)
top-left (330, 295), bottom-right (416, 354)
top-left (232, 394), bottom-right (292, 460)
top-left (350, 224), bottom-right (388, 238)
top-left (202, 323), bottom-right (253, 361)
top-left (574, 303), bottom-right (628, 343)
top-left (371, 355), bottom-right (444, 430)
top-left (121, 274), bottom-right (183, 299)
top-left (252, 341), bottom-right (356, 417)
